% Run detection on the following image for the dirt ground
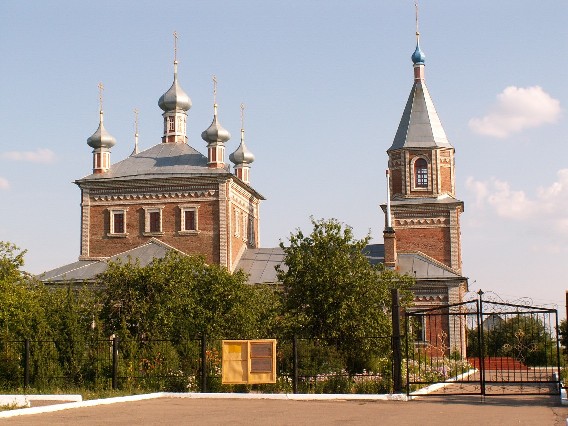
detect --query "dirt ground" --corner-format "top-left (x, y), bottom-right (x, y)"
top-left (2, 395), bottom-right (568, 425)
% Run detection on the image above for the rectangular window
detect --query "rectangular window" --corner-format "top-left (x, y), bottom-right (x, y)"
top-left (149, 211), bottom-right (160, 232)
top-left (108, 208), bottom-right (127, 237)
top-left (168, 117), bottom-right (175, 132)
top-left (179, 206), bottom-right (199, 234)
top-left (143, 207), bottom-right (164, 235)
top-left (248, 218), bottom-right (254, 245)
top-left (234, 210), bottom-right (240, 238)
top-left (185, 210), bottom-right (196, 231)
top-left (113, 212), bottom-right (124, 234)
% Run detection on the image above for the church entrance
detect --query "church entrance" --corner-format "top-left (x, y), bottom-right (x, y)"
top-left (405, 293), bottom-right (561, 397)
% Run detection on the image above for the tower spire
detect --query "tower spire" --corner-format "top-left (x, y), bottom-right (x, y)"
top-left (415, 0), bottom-right (420, 42)
top-left (229, 103), bottom-right (255, 184)
top-left (87, 82), bottom-right (116, 174)
top-left (131, 108), bottom-right (139, 156)
top-left (201, 75), bottom-right (230, 168)
top-left (411, 1), bottom-right (426, 80)
top-left (158, 31), bottom-right (191, 143)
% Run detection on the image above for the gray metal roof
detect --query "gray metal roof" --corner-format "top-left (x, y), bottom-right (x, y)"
top-left (397, 252), bottom-right (461, 279)
top-left (40, 239), bottom-right (175, 283)
top-left (361, 243), bottom-right (385, 265)
top-left (234, 247), bottom-right (286, 284)
top-left (389, 81), bottom-right (452, 151)
top-left (40, 242), bottom-right (461, 285)
top-left (77, 143), bottom-right (230, 183)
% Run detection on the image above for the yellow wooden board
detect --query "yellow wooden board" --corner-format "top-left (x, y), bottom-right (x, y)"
top-left (221, 340), bottom-right (277, 384)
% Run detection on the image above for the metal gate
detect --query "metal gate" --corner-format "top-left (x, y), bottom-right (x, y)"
top-left (405, 292), bottom-right (561, 396)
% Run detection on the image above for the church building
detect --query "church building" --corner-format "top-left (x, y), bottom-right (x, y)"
top-left (42, 27), bottom-right (468, 352)
top-left (43, 45), bottom-right (266, 280)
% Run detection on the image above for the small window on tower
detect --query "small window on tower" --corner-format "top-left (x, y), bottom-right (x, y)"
top-left (179, 205), bottom-right (199, 234)
top-left (143, 207), bottom-right (164, 235)
top-left (108, 208), bottom-right (127, 237)
top-left (168, 117), bottom-right (175, 132)
top-left (414, 158), bottom-right (428, 188)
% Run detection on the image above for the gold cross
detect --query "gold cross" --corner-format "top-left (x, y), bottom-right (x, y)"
top-left (98, 82), bottom-right (104, 111)
top-left (240, 103), bottom-right (245, 129)
top-left (134, 108), bottom-right (139, 134)
top-left (173, 31), bottom-right (178, 62)
top-left (415, 1), bottom-right (420, 38)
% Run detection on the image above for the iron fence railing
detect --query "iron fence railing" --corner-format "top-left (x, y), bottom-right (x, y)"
top-left (0, 335), bottom-right (395, 394)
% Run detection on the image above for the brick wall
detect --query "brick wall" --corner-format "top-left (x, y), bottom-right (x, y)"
top-left (395, 227), bottom-right (451, 266)
top-left (87, 198), bottom-right (221, 264)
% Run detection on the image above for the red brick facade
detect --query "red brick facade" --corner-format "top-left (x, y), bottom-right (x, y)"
top-left (78, 177), bottom-right (261, 272)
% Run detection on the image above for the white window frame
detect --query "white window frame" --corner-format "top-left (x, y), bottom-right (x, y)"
top-left (179, 205), bottom-right (199, 235)
top-left (143, 206), bottom-right (164, 236)
top-left (410, 156), bottom-right (430, 191)
top-left (108, 208), bottom-right (128, 237)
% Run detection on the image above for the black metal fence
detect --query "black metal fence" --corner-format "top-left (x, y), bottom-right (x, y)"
top-left (0, 335), bottom-right (396, 394)
top-left (405, 293), bottom-right (561, 396)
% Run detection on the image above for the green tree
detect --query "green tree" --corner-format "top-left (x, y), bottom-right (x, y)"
top-left (0, 241), bottom-right (26, 283)
top-left (97, 251), bottom-right (281, 340)
top-left (276, 218), bottom-right (414, 373)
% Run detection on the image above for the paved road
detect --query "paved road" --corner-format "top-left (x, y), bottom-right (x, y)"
top-left (2, 395), bottom-right (568, 425)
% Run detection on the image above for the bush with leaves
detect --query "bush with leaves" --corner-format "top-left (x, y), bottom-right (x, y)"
top-left (277, 218), bottom-right (414, 373)
top-left (97, 252), bottom-right (281, 340)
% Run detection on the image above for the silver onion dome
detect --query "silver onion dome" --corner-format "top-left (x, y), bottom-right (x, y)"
top-left (158, 62), bottom-right (192, 112)
top-left (87, 112), bottom-right (116, 149)
top-left (230, 133), bottom-right (255, 165)
top-left (201, 110), bottom-right (231, 144)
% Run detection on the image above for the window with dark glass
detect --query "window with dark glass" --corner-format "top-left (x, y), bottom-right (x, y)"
top-left (184, 210), bottom-right (196, 231)
top-left (113, 212), bottom-right (124, 234)
top-left (149, 211), bottom-right (161, 233)
top-left (415, 158), bottom-right (428, 188)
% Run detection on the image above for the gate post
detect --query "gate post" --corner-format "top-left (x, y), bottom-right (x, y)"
top-left (477, 290), bottom-right (485, 397)
top-left (112, 336), bottom-right (119, 390)
top-left (391, 288), bottom-right (402, 393)
top-left (292, 335), bottom-right (298, 394)
top-left (23, 339), bottom-right (30, 389)
top-left (200, 333), bottom-right (207, 393)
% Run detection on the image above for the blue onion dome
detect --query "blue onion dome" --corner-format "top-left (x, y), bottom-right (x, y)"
top-left (158, 62), bottom-right (192, 112)
top-left (87, 112), bottom-right (116, 149)
top-left (201, 109), bottom-right (231, 144)
top-left (411, 41), bottom-right (426, 65)
top-left (230, 132), bottom-right (255, 165)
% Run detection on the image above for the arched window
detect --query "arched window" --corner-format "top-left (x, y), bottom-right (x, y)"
top-left (415, 158), bottom-right (428, 188)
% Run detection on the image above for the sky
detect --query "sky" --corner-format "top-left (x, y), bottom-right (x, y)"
top-left (0, 1), bottom-right (567, 315)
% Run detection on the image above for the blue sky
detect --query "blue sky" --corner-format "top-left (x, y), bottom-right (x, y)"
top-left (1, 1), bottom-right (567, 314)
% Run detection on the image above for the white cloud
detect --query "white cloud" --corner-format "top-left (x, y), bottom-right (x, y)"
top-left (469, 86), bottom-right (561, 138)
top-left (1, 148), bottom-right (56, 164)
top-left (466, 169), bottom-right (568, 233)
top-left (0, 177), bottom-right (9, 190)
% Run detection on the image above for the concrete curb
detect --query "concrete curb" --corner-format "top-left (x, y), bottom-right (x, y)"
top-left (0, 395), bottom-right (82, 409)
top-left (0, 392), bottom-right (408, 418)
top-left (409, 369), bottom-right (477, 398)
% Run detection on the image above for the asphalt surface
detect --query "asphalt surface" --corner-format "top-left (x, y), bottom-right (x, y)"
top-left (2, 395), bottom-right (568, 425)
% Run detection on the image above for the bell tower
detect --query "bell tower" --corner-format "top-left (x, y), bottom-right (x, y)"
top-left (383, 22), bottom-right (464, 273)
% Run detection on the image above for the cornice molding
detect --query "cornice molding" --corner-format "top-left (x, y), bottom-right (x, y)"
top-left (91, 190), bottom-right (217, 202)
